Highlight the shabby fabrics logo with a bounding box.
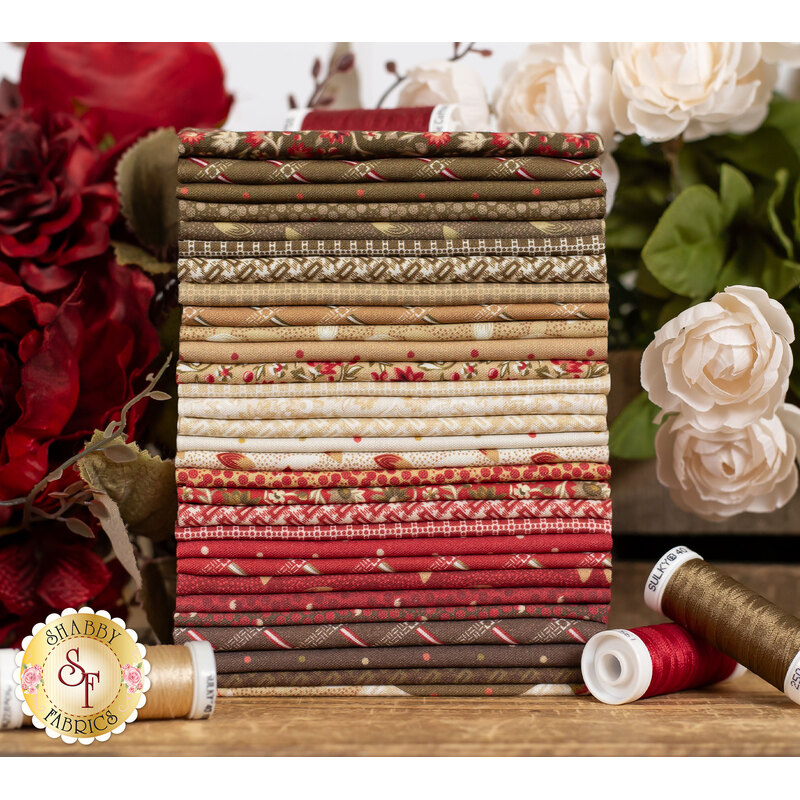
[14,607,150,744]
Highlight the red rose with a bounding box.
[0,259,160,519]
[19,43,233,146]
[0,108,119,295]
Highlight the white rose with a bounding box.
[493,43,618,206]
[610,42,778,142]
[779,403,800,463]
[397,60,491,131]
[641,285,794,432]
[761,43,800,67]
[655,413,798,521]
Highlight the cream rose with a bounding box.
[397,60,491,131]
[641,285,794,431]
[655,413,798,521]
[610,42,778,142]
[494,43,618,205]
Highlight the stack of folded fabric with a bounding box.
[172,128,611,697]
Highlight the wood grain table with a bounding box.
[1,671,798,756]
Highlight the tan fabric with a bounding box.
[178,282,609,307]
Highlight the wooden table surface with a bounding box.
[1,671,798,756]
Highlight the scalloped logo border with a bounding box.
[13,607,151,745]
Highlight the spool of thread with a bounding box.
[283,105,461,133]
[0,641,217,730]
[582,622,744,704]
[645,545,800,706]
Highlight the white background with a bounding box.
[0,42,527,130]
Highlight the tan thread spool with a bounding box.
[645,546,800,704]
[0,641,216,729]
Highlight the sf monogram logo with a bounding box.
[15,608,149,744]
[58,648,101,709]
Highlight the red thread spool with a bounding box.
[581,622,744,704]
[285,106,443,132]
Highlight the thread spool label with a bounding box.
[13,608,150,745]
[644,546,703,614]
[783,649,800,706]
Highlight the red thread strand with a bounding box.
[633,623,738,698]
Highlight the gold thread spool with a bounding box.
[140,645,196,720]
[645,546,800,704]
[0,641,216,729]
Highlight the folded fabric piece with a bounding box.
[179,197,606,223]
[177,550,612,576]
[173,602,610,628]
[175,617,605,650]
[176,359,610,385]
[176,413,607,439]
[175,431,608,454]
[177,179,606,204]
[178,281,608,306]
[180,219,604,242]
[178,567,612,597]
[177,480,610,506]
[177,254,607,285]
[176,585,611,613]
[178,338,606,364]
[175,445,610,471]
[178,375,611,398]
[174,517,612,542]
[178,155,604,184]
[218,683,586,697]
[215,644,584,672]
[179,236,604,259]
[216,666,584,688]
[177,394,608,421]
[175,462,612,490]
[176,498,613,527]
[176,533,614,558]
[180,320,608,344]
[178,129,605,160]
[182,302,610,327]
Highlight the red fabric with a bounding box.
[177,498,612,527]
[176,551,611,575]
[177,567,612,596]
[176,532,613,559]
[175,585,611,613]
[175,518,612,542]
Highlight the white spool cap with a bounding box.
[0,649,23,730]
[644,545,703,615]
[185,640,217,719]
[581,630,653,705]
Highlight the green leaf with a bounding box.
[713,127,800,180]
[112,241,174,275]
[765,95,800,155]
[642,185,727,298]
[764,168,794,259]
[115,127,178,259]
[794,179,800,246]
[719,164,754,226]
[717,236,800,299]
[78,433,177,542]
[609,392,660,461]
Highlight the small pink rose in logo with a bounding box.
[21,664,43,694]
[122,664,143,694]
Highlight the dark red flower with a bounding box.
[391,366,424,382]
[19,43,233,147]
[319,131,347,145]
[0,108,119,295]
[0,259,160,519]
